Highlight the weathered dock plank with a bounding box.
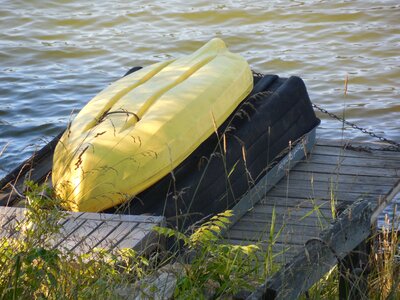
[312,145,400,160]
[228,224,321,242]
[295,163,398,177]
[304,153,400,168]
[69,221,119,254]
[267,188,384,200]
[93,222,139,250]
[115,223,161,252]
[63,219,104,252]
[266,179,392,195]
[239,214,329,228]
[52,218,87,249]
[287,170,399,185]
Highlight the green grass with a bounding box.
[0,181,398,299]
[0,182,150,300]
[0,182,268,299]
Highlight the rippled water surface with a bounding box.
[0,0,399,177]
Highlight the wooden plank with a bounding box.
[69,220,119,254]
[255,202,334,217]
[226,228,315,246]
[256,200,334,214]
[0,207,18,228]
[234,231,318,249]
[248,196,340,213]
[303,153,400,169]
[312,144,400,160]
[71,221,119,254]
[259,195,334,207]
[78,211,164,224]
[236,209,332,228]
[279,176,395,188]
[247,202,334,217]
[231,221,321,237]
[51,218,87,249]
[242,215,324,232]
[0,207,26,238]
[243,204,333,222]
[267,188,385,201]
[95,222,138,250]
[293,162,398,177]
[0,217,19,238]
[114,223,160,251]
[0,206,25,221]
[0,206,17,215]
[0,215,16,229]
[239,214,330,229]
[12,207,25,221]
[286,170,399,185]
[256,200,354,221]
[268,180,390,195]
[270,179,392,195]
[61,220,103,254]
[235,217,330,233]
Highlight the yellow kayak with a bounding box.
[52,38,253,212]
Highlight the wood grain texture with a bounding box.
[286,170,398,185]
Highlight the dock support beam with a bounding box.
[336,202,370,300]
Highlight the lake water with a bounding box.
[0,0,399,177]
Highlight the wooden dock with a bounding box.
[0,206,165,256]
[224,138,400,264]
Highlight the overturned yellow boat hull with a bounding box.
[52,38,253,212]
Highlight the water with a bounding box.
[0,0,399,177]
